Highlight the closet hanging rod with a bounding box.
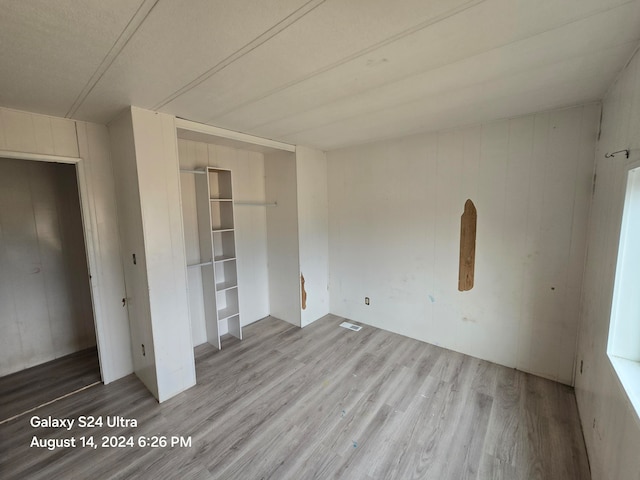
[180,169,207,174]
[234,201,277,207]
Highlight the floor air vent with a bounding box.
[339,322,362,332]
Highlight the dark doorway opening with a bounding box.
[0,158,100,422]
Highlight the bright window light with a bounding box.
[608,163,640,419]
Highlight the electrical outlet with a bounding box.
[365,297,370,305]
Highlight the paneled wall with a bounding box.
[265,150,302,327]
[575,49,640,480]
[108,109,157,396]
[74,120,133,384]
[109,107,195,403]
[327,104,599,385]
[0,158,95,376]
[0,108,78,157]
[296,146,329,327]
[0,107,131,384]
[178,139,270,344]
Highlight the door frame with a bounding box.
[0,149,108,383]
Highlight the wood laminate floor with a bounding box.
[0,316,590,479]
[0,347,101,423]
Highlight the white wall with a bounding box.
[575,48,640,480]
[0,107,132,384]
[265,151,301,327]
[296,146,329,327]
[109,109,158,397]
[0,158,95,376]
[178,139,270,344]
[328,104,599,385]
[132,108,195,402]
[109,107,195,403]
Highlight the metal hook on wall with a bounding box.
[604,149,629,159]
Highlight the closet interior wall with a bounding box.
[178,139,270,345]
[264,150,302,327]
[0,158,95,376]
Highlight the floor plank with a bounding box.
[0,347,100,423]
[0,316,591,479]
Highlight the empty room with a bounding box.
[0,1,639,479]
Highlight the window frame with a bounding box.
[607,156,640,420]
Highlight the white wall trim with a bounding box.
[175,118,295,153]
[0,150,80,164]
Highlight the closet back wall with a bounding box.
[179,139,270,345]
[0,158,95,376]
[327,104,599,385]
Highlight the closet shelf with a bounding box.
[214,254,236,263]
[194,166,242,350]
[218,311,239,323]
[187,261,213,269]
[216,281,238,292]
[234,201,277,207]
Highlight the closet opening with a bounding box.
[175,120,301,376]
[0,157,100,423]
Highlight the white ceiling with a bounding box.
[1,0,639,150]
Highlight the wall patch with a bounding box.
[458,199,477,291]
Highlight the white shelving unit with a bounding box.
[195,167,242,349]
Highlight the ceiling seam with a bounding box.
[604,39,640,100]
[207,0,637,127]
[275,49,621,144]
[65,0,161,119]
[152,0,326,111]
[245,2,640,135]
[202,0,489,124]
[309,99,602,152]
[280,91,609,150]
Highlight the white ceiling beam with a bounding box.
[175,117,295,152]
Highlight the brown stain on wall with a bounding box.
[458,199,477,292]
[301,273,307,310]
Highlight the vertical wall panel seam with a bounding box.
[0,176,26,371]
[505,116,524,372]
[26,161,56,360]
[0,111,7,149]
[433,131,440,322]
[514,114,537,372]
[569,106,596,388]
[172,121,194,345]
[54,157,75,351]
[28,114,38,154]
[564,106,586,385]
[573,104,601,388]
[503,121,514,348]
